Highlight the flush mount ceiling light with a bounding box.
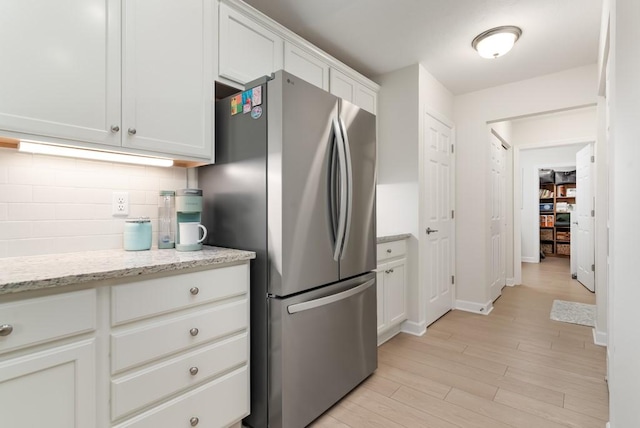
[472,26,522,59]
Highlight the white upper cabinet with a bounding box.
[330,68,377,115]
[0,0,121,147]
[122,0,214,159]
[218,2,283,85]
[283,42,330,90]
[0,0,213,160]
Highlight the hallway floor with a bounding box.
[312,257,608,427]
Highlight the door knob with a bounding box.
[426,227,439,235]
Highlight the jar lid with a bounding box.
[159,190,175,196]
[125,217,151,223]
[176,189,202,196]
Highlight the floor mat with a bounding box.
[550,300,596,327]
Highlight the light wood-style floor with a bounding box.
[312,257,608,427]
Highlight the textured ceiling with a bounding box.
[243,0,603,94]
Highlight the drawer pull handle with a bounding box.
[190,287,199,295]
[0,324,13,336]
[190,417,199,426]
[386,249,392,253]
[190,328,199,337]
[385,269,395,274]
[189,367,199,376]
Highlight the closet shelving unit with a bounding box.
[539,182,576,257]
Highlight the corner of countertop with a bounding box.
[377,233,412,244]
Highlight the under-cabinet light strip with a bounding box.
[18,141,174,167]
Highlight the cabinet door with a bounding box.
[0,339,95,428]
[376,269,386,334]
[384,259,406,326]
[329,68,377,115]
[122,0,214,159]
[219,3,283,85]
[284,42,329,90]
[0,0,120,146]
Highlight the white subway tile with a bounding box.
[75,188,112,204]
[8,203,56,221]
[7,238,55,257]
[0,150,32,167]
[0,166,8,184]
[129,190,146,205]
[0,203,7,221]
[33,154,77,170]
[33,186,79,203]
[55,204,99,220]
[0,221,32,239]
[0,184,32,203]
[0,241,7,258]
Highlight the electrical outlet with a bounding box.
[112,192,129,216]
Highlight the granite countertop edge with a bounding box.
[377,233,412,244]
[0,246,256,295]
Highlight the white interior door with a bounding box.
[576,144,595,291]
[423,113,453,326]
[490,135,507,301]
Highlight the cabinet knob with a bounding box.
[110,125,120,133]
[190,417,199,426]
[128,128,137,135]
[0,324,13,336]
[190,287,199,295]
[385,269,394,274]
[190,328,199,337]
[386,249,392,253]
[189,367,199,376]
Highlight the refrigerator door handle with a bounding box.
[339,117,353,259]
[287,278,375,314]
[332,117,348,261]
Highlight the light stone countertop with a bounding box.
[377,233,411,244]
[0,246,255,295]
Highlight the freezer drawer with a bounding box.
[268,272,377,428]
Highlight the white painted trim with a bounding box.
[606,422,610,428]
[521,256,539,263]
[516,136,597,151]
[401,320,427,337]
[506,277,516,286]
[424,107,454,129]
[455,299,493,315]
[377,324,402,346]
[593,326,608,347]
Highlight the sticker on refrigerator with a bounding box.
[242,89,253,114]
[251,106,263,119]
[230,94,242,116]
[252,86,262,106]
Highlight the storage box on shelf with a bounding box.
[375,239,408,345]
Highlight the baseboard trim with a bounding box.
[506,277,516,287]
[377,324,402,346]
[401,320,427,337]
[606,422,610,428]
[592,327,607,347]
[455,299,493,315]
[521,257,538,263]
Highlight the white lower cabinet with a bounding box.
[376,241,408,345]
[110,263,250,427]
[0,289,97,428]
[0,262,250,428]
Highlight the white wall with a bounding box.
[376,63,453,333]
[519,145,584,262]
[453,64,598,307]
[608,0,640,425]
[510,106,597,146]
[0,148,187,258]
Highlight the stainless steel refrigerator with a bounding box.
[199,70,377,428]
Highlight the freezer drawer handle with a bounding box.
[287,279,375,314]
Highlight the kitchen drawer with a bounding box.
[377,240,407,262]
[111,299,247,373]
[112,332,248,420]
[113,366,249,428]
[0,289,96,355]
[112,264,248,325]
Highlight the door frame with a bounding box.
[512,138,595,285]
[418,107,456,329]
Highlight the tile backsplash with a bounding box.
[0,148,187,258]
